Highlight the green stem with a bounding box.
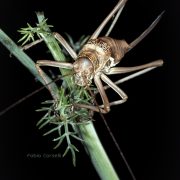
[36,12,73,89]
[79,123,119,180]
[0,28,59,99]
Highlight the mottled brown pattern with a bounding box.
[98,37,130,65]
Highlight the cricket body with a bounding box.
[74,37,130,87]
[73,37,131,113]
[36,0,164,113]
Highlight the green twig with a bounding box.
[0,28,59,99]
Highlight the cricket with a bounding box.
[0,0,164,179]
[35,0,163,113]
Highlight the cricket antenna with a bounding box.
[0,73,72,116]
[87,87,137,180]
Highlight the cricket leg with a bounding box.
[75,74,111,113]
[36,60,73,100]
[103,67,157,91]
[101,60,163,106]
[53,32,77,60]
[21,32,78,60]
[90,0,127,39]
[105,3,125,36]
[100,73,128,107]
[106,59,163,75]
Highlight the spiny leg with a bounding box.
[20,32,77,60]
[96,60,163,95]
[76,72,127,113]
[35,60,73,100]
[93,74,111,112]
[101,73,128,107]
[101,60,163,106]
[36,60,73,69]
[103,67,158,91]
[105,59,163,75]
[90,0,127,39]
[75,74,111,113]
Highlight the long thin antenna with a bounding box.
[0,73,72,116]
[87,87,136,180]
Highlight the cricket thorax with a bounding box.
[73,39,112,87]
[79,38,113,70]
[80,37,130,70]
[73,37,130,87]
[98,37,130,64]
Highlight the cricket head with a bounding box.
[73,57,94,87]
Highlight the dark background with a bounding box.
[0,0,179,180]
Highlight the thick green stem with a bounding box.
[36,12,73,89]
[0,29,59,99]
[79,123,119,180]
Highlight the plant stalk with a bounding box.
[0,28,59,100]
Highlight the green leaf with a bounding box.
[43,125,61,136]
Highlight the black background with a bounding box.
[0,0,179,180]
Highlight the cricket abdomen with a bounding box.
[98,37,130,65]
